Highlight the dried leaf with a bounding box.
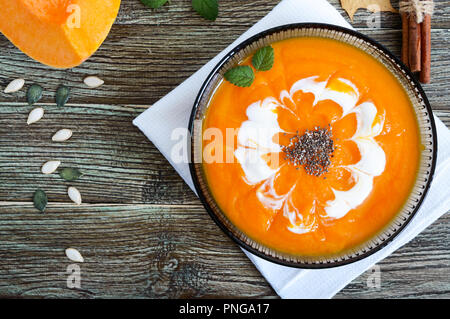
[340,0,397,21]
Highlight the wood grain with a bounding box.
[0,204,273,298]
[0,103,197,204]
[0,204,448,299]
[1,28,449,107]
[113,0,450,29]
[0,0,448,299]
[0,101,449,205]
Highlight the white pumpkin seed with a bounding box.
[52,129,72,142]
[41,160,61,174]
[68,186,82,205]
[27,107,44,125]
[65,248,84,263]
[4,79,25,93]
[83,76,104,88]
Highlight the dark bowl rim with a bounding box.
[188,22,438,269]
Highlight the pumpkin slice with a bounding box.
[0,0,121,68]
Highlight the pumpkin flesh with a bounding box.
[0,0,121,68]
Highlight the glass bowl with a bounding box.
[188,23,437,268]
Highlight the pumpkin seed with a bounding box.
[83,76,104,88]
[41,160,61,174]
[68,186,82,205]
[27,107,44,125]
[4,79,25,93]
[55,85,70,107]
[65,248,84,263]
[52,129,72,142]
[27,84,43,105]
[59,168,82,181]
[33,189,48,212]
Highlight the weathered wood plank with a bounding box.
[0,103,197,204]
[115,0,450,29]
[0,204,448,298]
[338,213,450,298]
[1,27,449,107]
[0,204,274,298]
[0,0,448,299]
[0,103,448,204]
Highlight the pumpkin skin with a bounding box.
[0,0,121,68]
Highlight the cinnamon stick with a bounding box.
[408,14,421,73]
[420,14,431,83]
[401,12,409,67]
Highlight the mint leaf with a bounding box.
[224,66,255,87]
[140,0,168,9]
[252,46,274,71]
[192,0,218,21]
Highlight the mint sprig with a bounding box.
[224,66,255,88]
[224,45,275,87]
[140,0,168,9]
[192,0,219,21]
[142,0,220,21]
[252,46,275,71]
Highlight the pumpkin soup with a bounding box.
[202,37,421,257]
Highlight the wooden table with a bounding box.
[0,0,448,298]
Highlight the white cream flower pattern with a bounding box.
[234,76,386,234]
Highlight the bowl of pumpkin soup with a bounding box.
[189,24,437,268]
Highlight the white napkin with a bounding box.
[133,0,450,298]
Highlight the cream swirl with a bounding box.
[234,76,386,234]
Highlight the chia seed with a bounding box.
[281,125,335,177]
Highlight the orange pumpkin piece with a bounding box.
[0,0,121,68]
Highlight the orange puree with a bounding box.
[202,37,421,257]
